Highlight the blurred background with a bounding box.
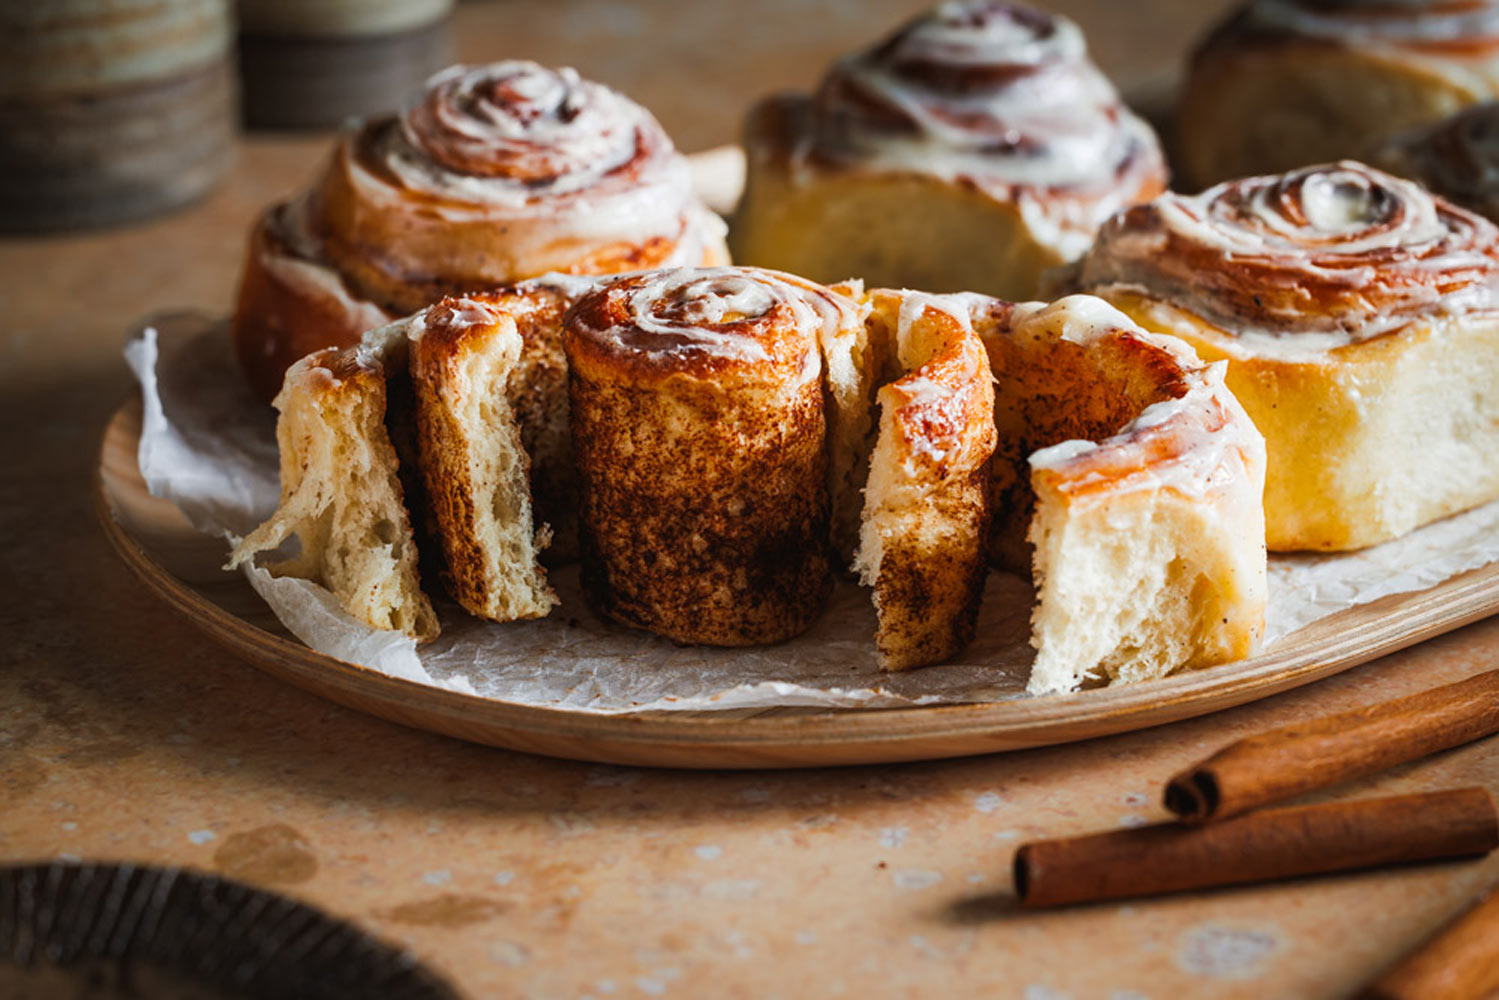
[0,0,1231,227]
[0,0,1246,521]
[0,0,1235,380]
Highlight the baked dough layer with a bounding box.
[232,275,1267,692]
[953,294,1268,695]
[734,99,1072,299]
[852,289,997,672]
[410,297,557,623]
[1102,289,1499,552]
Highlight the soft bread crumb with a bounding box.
[412,303,557,622]
[975,296,1266,695]
[227,344,438,640]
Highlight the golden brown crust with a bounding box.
[1075,161,1499,551]
[231,207,394,402]
[313,122,707,317]
[1096,287,1499,551]
[1080,163,1499,339]
[564,267,836,646]
[962,294,1267,695]
[563,268,834,387]
[971,295,1194,568]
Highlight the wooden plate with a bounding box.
[97,398,1499,769]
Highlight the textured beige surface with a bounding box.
[4,2,1499,998]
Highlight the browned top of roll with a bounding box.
[333,61,693,226]
[865,290,999,478]
[1076,161,1499,345]
[296,61,723,311]
[563,266,860,387]
[967,293,1265,503]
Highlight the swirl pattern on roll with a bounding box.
[354,61,695,229]
[235,59,727,402]
[1078,161,1499,342]
[565,266,861,377]
[308,60,723,316]
[805,1,1163,210]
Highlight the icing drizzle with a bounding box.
[1078,160,1499,346]
[799,1,1165,255]
[354,61,698,241]
[567,266,861,376]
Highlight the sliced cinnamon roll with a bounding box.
[1074,160,1499,551]
[852,290,997,671]
[227,320,439,640]
[1178,0,1499,189]
[409,295,560,624]
[1376,101,1499,223]
[563,267,849,646]
[968,295,1268,695]
[731,1,1166,301]
[234,60,728,401]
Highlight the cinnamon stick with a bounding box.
[1014,788,1498,909]
[1165,670,1499,823]
[1358,885,1499,1000]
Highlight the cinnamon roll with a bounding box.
[1074,160,1499,551]
[967,294,1268,695]
[563,267,846,646]
[1178,0,1499,190]
[233,60,728,401]
[730,1,1166,301]
[1376,101,1499,222]
[227,320,439,640]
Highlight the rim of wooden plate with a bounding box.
[95,397,1499,769]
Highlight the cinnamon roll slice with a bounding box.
[1075,161,1499,551]
[234,60,728,401]
[1178,0,1499,189]
[227,321,439,640]
[563,267,850,646]
[410,296,559,623]
[731,1,1166,301]
[852,290,997,671]
[970,295,1267,695]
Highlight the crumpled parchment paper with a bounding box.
[122,316,1499,713]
